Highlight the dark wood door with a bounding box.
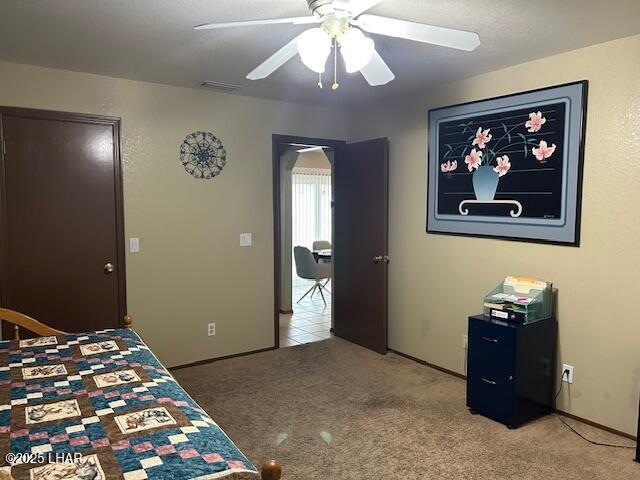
[0,108,126,337]
[333,138,388,354]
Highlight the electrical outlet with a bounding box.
[462,334,468,349]
[562,364,574,384]
[207,323,215,336]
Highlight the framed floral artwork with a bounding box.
[426,81,588,246]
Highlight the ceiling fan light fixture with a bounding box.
[297,28,332,73]
[339,28,375,73]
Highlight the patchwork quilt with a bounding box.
[0,329,260,480]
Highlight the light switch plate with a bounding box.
[240,233,252,247]
[129,237,140,253]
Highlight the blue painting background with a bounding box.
[437,102,566,219]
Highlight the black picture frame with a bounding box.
[426,81,588,246]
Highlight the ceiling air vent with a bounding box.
[199,81,241,92]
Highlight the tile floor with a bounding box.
[279,282,332,347]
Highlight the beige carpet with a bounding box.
[173,338,638,480]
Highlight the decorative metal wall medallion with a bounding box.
[179,131,227,179]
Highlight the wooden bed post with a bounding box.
[260,460,282,480]
[122,315,133,329]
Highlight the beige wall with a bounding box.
[347,34,640,435]
[0,60,347,367]
[1,33,639,435]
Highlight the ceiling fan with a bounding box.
[195,0,480,89]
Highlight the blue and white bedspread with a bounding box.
[0,328,260,480]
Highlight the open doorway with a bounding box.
[273,134,389,354]
[273,136,341,347]
[289,146,332,345]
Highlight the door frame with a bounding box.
[272,134,346,348]
[0,106,127,327]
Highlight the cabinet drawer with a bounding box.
[468,318,515,369]
[467,374,513,424]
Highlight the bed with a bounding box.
[0,309,282,480]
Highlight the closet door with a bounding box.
[0,107,126,336]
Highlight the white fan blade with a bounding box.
[332,0,385,17]
[194,16,319,30]
[356,15,480,51]
[246,34,303,80]
[360,50,395,86]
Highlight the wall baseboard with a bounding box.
[554,409,636,441]
[389,348,466,380]
[388,348,637,441]
[168,346,276,371]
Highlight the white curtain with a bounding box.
[292,168,332,286]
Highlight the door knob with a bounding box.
[373,255,389,264]
[104,262,114,274]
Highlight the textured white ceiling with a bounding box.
[0,0,639,107]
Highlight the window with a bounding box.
[292,168,331,286]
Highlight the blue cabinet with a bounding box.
[467,315,557,428]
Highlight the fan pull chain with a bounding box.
[332,37,339,90]
[318,72,323,89]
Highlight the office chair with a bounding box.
[293,246,331,305]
